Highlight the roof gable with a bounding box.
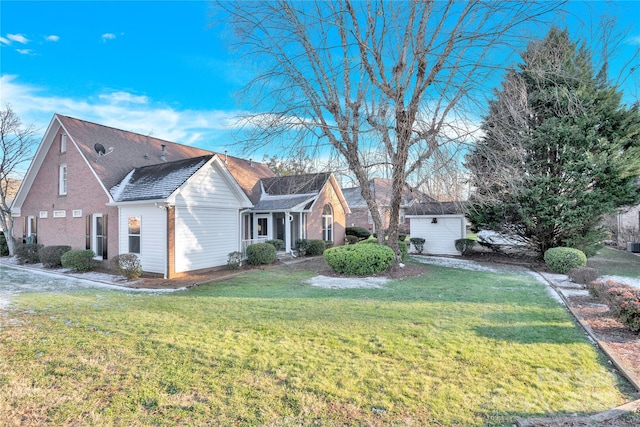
[261,172,332,196]
[57,115,213,194]
[111,155,214,202]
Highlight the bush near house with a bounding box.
[246,243,277,265]
[544,247,587,274]
[0,233,9,257]
[227,251,243,270]
[345,226,371,240]
[265,239,284,251]
[111,253,142,280]
[324,243,394,275]
[455,238,477,256]
[39,245,72,268]
[410,237,426,254]
[345,235,359,245]
[15,243,44,264]
[305,239,326,256]
[590,280,640,333]
[61,250,95,272]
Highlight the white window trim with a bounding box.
[59,164,67,195]
[128,216,141,254]
[322,204,334,242]
[60,134,67,153]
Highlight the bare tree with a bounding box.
[216,0,562,256]
[0,105,37,256]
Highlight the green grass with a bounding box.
[1,263,635,426]
[588,246,640,278]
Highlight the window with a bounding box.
[257,217,268,237]
[400,208,406,224]
[59,164,67,195]
[60,134,67,153]
[94,214,105,258]
[128,216,141,254]
[322,204,333,242]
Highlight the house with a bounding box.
[11,114,349,278]
[405,201,468,255]
[342,178,434,234]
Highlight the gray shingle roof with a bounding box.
[251,173,332,211]
[111,155,213,202]
[405,201,468,216]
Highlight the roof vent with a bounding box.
[224,150,228,164]
[161,144,166,161]
[94,143,106,155]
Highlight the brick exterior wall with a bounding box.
[14,130,119,258]
[306,182,346,246]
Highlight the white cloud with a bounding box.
[16,49,34,55]
[101,33,117,42]
[7,33,29,44]
[0,74,247,149]
[0,36,10,46]
[630,35,640,46]
[99,91,149,104]
[45,35,60,42]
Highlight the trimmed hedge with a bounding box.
[568,266,600,285]
[246,242,276,265]
[39,245,72,268]
[590,280,640,333]
[111,253,142,280]
[227,251,243,270]
[345,235,359,245]
[305,239,326,256]
[15,243,44,264]
[410,237,425,254]
[61,249,95,272]
[324,243,394,276]
[543,247,587,274]
[345,226,371,240]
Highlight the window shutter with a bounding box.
[86,215,91,250]
[102,214,108,259]
[22,217,26,239]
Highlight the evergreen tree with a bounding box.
[466,28,640,256]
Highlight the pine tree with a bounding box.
[466,28,640,256]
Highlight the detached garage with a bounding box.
[406,201,467,255]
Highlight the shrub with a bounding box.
[305,239,326,256]
[324,243,395,276]
[543,247,587,274]
[345,226,371,240]
[295,239,308,257]
[39,245,72,268]
[567,266,600,285]
[0,233,9,257]
[15,243,44,264]
[395,240,408,262]
[265,239,284,251]
[227,251,243,270]
[410,237,426,254]
[246,242,276,265]
[398,233,407,242]
[345,235,359,245]
[454,238,477,256]
[111,253,142,280]
[589,280,640,333]
[61,249,95,272]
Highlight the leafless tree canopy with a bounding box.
[215,0,562,252]
[0,105,37,255]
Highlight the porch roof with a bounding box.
[251,194,316,211]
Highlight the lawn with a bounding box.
[588,246,640,278]
[0,262,635,426]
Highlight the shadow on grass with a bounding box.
[474,324,585,344]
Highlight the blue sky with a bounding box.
[1,1,639,157]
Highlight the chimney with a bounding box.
[224,150,228,164]
[160,144,166,161]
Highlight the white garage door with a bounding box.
[410,216,464,255]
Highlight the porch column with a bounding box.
[285,211,291,253]
[166,205,176,279]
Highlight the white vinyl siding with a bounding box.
[173,162,246,272]
[119,206,166,274]
[175,207,239,273]
[408,215,466,255]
